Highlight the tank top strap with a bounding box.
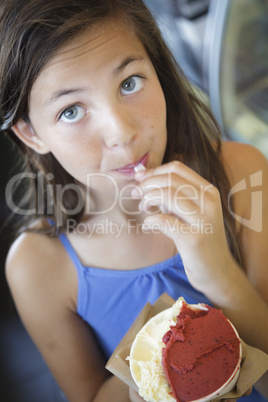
[58,232,84,270]
[58,231,89,318]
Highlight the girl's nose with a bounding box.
[102,107,137,148]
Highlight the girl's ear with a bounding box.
[12,119,50,155]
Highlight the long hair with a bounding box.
[0,0,242,265]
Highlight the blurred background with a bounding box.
[1,0,268,400]
[145,0,268,156]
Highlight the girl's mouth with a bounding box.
[116,153,148,176]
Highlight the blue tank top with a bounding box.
[58,232,267,402]
[58,232,211,358]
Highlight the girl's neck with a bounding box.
[67,216,177,270]
[66,183,177,270]
[83,183,144,223]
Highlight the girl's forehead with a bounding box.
[29,22,149,105]
[35,24,146,84]
[45,22,140,68]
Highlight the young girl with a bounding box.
[1,0,267,401]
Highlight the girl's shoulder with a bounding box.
[220,141,267,230]
[220,141,267,183]
[5,229,77,312]
[220,142,268,303]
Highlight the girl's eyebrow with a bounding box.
[43,56,145,108]
[114,55,145,74]
[44,88,86,108]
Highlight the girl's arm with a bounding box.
[5,232,129,402]
[134,142,268,398]
[221,142,268,398]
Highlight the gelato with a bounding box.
[128,297,242,402]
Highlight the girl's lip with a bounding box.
[116,153,148,175]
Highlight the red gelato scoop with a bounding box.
[162,302,241,402]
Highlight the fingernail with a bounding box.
[135,170,146,179]
[131,187,142,198]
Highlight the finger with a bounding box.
[142,213,187,242]
[135,160,210,188]
[137,173,213,204]
[243,387,252,397]
[131,175,206,211]
[139,185,220,225]
[129,387,145,401]
[139,187,202,224]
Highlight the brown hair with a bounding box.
[0,0,242,264]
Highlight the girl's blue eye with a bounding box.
[121,76,144,95]
[59,105,86,123]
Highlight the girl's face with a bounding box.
[19,23,167,188]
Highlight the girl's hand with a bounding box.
[129,380,251,402]
[129,387,252,402]
[129,390,239,402]
[221,398,247,402]
[134,161,235,297]
[129,388,146,401]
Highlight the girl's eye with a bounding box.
[120,76,144,95]
[59,105,86,124]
